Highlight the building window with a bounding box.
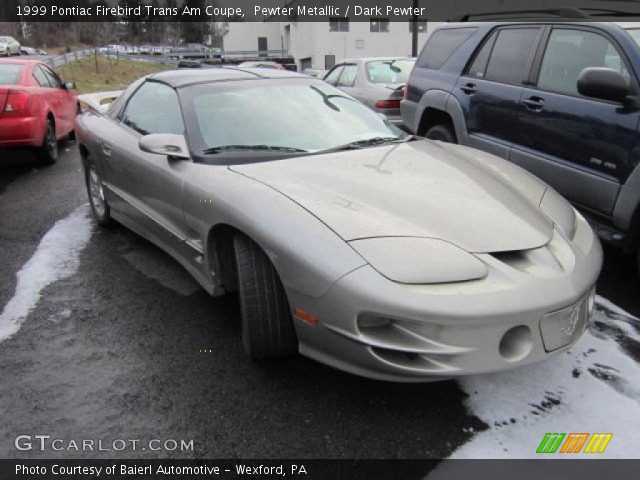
[370,18,390,33]
[329,18,349,32]
[409,21,428,33]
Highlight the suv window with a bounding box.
[482,28,540,85]
[122,81,184,135]
[537,28,630,97]
[338,64,357,86]
[416,28,477,70]
[324,65,344,85]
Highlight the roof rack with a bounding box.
[452,7,640,22]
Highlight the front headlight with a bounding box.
[539,187,577,239]
[349,237,487,284]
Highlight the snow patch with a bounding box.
[447,298,640,459]
[0,204,93,342]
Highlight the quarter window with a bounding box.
[122,82,184,135]
[338,64,357,87]
[537,28,630,96]
[483,28,540,85]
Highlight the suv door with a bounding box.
[455,26,543,157]
[513,26,639,216]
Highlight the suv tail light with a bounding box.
[4,90,30,114]
[375,99,400,109]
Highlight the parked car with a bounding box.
[0,36,20,57]
[75,67,601,381]
[237,61,285,70]
[402,20,640,271]
[324,57,415,127]
[139,46,152,55]
[0,59,78,163]
[20,46,37,56]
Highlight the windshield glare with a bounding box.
[366,60,415,84]
[0,64,23,84]
[184,80,406,154]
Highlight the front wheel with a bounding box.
[425,124,457,143]
[85,163,113,227]
[233,234,298,359]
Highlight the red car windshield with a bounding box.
[0,64,23,85]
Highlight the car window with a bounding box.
[338,64,357,87]
[41,66,63,88]
[416,27,477,69]
[466,31,497,78]
[538,28,630,96]
[366,60,415,84]
[483,28,540,85]
[0,64,23,85]
[324,65,344,85]
[32,66,50,87]
[122,81,185,135]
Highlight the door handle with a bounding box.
[522,97,545,110]
[460,83,477,94]
[101,142,112,157]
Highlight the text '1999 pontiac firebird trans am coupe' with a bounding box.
[75,68,602,382]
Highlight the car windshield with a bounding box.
[0,64,23,84]
[182,79,407,156]
[366,60,415,84]
[0,38,8,44]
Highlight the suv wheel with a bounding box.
[233,234,298,359]
[425,124,457,143]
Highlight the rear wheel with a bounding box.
[37,118,58,164]
[233,234,298,359]
[85,163,112,227]
[425,124,457,143]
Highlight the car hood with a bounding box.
[230,140,553,253]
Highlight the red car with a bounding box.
[0,58,78,163]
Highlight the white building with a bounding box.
[221,20,437,70]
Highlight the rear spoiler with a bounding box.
[78,90,124,114]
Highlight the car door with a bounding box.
[454,26,543,157]
[99,80,190,254]
[513,26,639,216]
[39,65,74,136]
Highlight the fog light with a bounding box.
[499,325,533,362]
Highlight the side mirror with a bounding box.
[577,67,630,103]
[139,133,190,160]
[64,82,76,90]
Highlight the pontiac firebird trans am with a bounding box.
[75,68,602,382]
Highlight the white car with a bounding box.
[0,36,20,56]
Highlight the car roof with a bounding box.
[148,67,305,88]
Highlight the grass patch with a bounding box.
[57,55,172,94]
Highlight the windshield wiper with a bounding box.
[320,135,416,153]
[202,144,308,155]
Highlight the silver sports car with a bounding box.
[76,68,602,382]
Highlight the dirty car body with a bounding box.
[75,68,602,382]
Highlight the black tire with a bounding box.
[37,118,59,164]
[85,162,113,227]
[233,234,298,359]
[425,124,457,143]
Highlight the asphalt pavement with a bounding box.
[0,144,638,460]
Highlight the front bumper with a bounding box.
[0,116,45,148]
[287,218,602,382]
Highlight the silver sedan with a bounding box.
[75,68,602,382]
[323,57,415,127]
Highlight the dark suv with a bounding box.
[401,21,640,270]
